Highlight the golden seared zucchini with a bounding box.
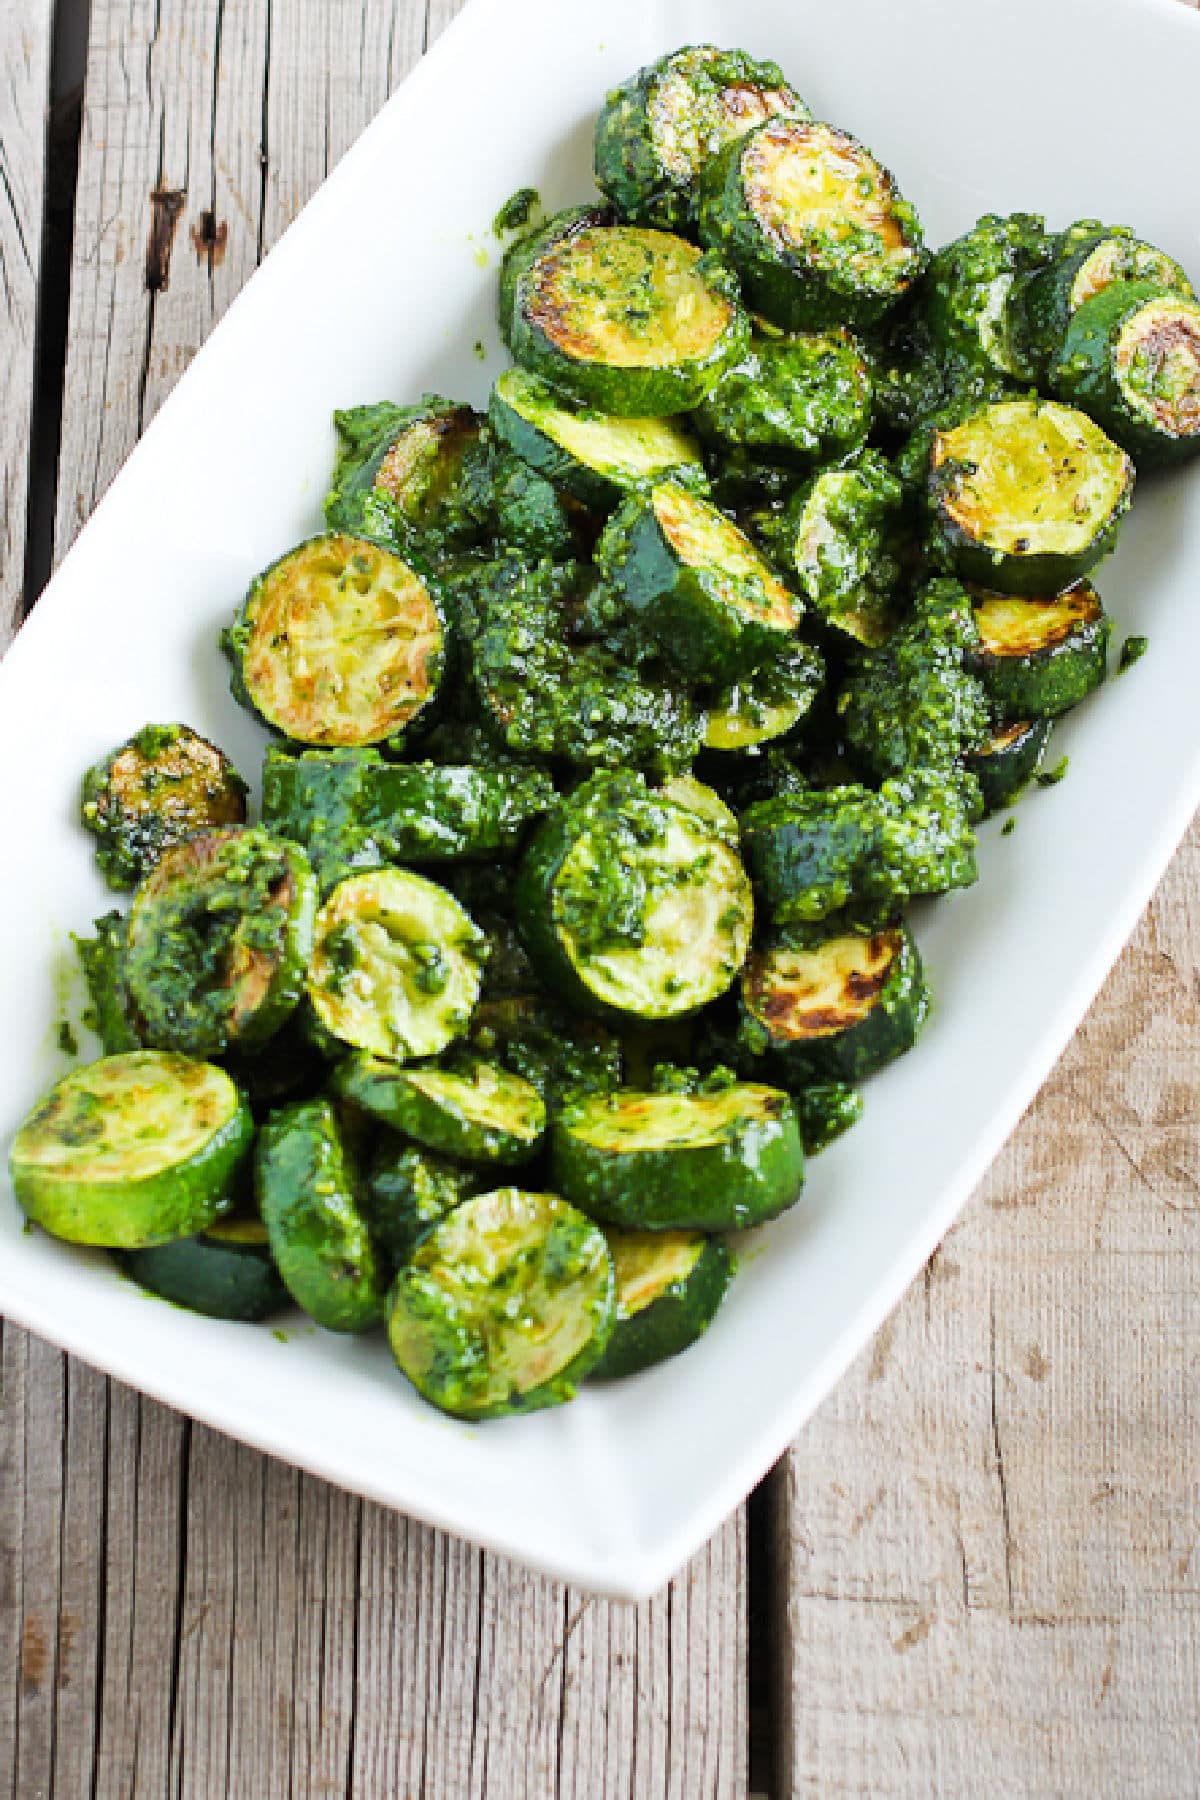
[125,828,317,1058]
[333,1055,546,1166]
[325,398,492,553]
[1016,222,1194,378]
[223,533,446,748]
[702,639,826,755]
[592,1229,734,1379]
[387,1188,616,1419]
[928,398,1134,594]
[499,207,748,416]
[306,868,486,1061]
[10,1052,252,1248]
[120,1216,290,1323]
[594,44,808,230]
[967,584,1111,718]
[696,117,926,331]
[81,724,248,891]
[965,718,1054,813]
[1051,282,1200,467]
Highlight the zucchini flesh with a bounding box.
[965,717,1053,813]
[324,399,492,555]
[224,533,445,748]
[120,1216,289,1322]
[969,584,1110,718]
[1016,224,1194,377]
[333,1055,546,1165]
[702,639,825,754]
[929,399,1133,594]
[1052,282,1200,466]
[741,924,929,1082]
[551,1082,805,1231]
[387,1189,615,1419]
[307,869,486,1061]
[80,723,248,892]
[592,1230,733,1380]
[11,1052,252,1248]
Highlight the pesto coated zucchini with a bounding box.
[795,1081,863,1153]
[11,1052,252,1248]
[693,328,872,462]
[333,1055,546,1165]
[696,117,926,331]
[928,398,1134,594]
[500,208,748,415]
[1051,282,1200,467]
[964,717,1053,813]
[702,639,826,755]
[223,534,446,748]
[968,585,1110,718]
[306,868,486,1061]
[325,398,492,554]
[365,1141,481,1269]
[921,212,1051,386]
[592,1229,734,1379]
[81,724,248,891]
[551,1081,805,1231]
[1016,223,1194,379]
[120,1216,290,1323]
[777,448,905,646]
[74,911,142,1053]
[594,45,808,230]
[387,1188,616,1419]
[466,994,623,1101]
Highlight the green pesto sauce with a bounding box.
[1001,816,1017,836]
[493,187,541,236]
[1119,633,1149,672]
[1037,756,1070,788]
[56,1020,79,1057]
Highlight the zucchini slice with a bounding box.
[922,212,1052,385]
[11,1051,252,1248]
[550,1082,805,1232]
[120,1216,289,1323]
[333,1055,546,1165]
[500,209,748,416]
[779,448,905,646]
[324,399,492,555]
[968,585,1110,718]
[702,638,826,754]
[365,1142,481,1270]
[597,478,799,682]
[965,717,1054,813]
[741,923,929,1083]
[1052,282,1200,467]
[126,828,317,1058]
[488,367,704,510]
[594,45,808,230]
[1017,223,1194,378]
[693,328,873,460]
[516,773,754,1022]
[466,995,623,1102]
[795,1081,863,1154]
[928,398,1134,594]
[307,869,486,1062]
[387,1188,615,1419]
[74,911,142,1054]
[592,1230,734,1380]
[697,117,925,331]
[255,1097,384,1333]
[223,533,446,748]
[80,723,248,892]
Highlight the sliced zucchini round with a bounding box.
[488,367,704,510]
[516,773,754,1022]
[365,1141,481,1270]
[794,1080,863,1154]
[500,210,748,416]
[333,1055,545,1165]
[1016,223,1194,378]
[739,785,878,925]
[741,923,929,1083]
[696,117,925,331]
[223,533,446,748]
[1051,281,1200,467]
[80,723,248,892]
[597,478,799,682]
[922,212,1051,385]
[702,638,826,753]
[968,584,1110,718]
[325,399,492,554]
[11,1051,252,1248]
[466,994,623,1103]
[965,717,1054,813]
[387,1188,615,1419]
[126,828,317,1058]
[594,45,808,230]
[779,448,905,646]
[255,1097,385,1333]
[692,328,873,460]
[306,869,486,1062]
[591,1230,733,1380]
[550,1082,805,1231]
[119,1216,289,1322]
[928,398,1134,594]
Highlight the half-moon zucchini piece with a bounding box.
[125,828,317,1058]
[10,1051,252,1248]
[697,117,926,331]
[597,478,800,682]
[387,1188,616,1419]
[968,584,1110,718]
[119,1215,290,1322]
[550,1082,805,1231]
[500,209,748,416]
[928,398,1133,594]
[741,923,929,1083]
[81,723,248,892]
[591,1230,734,1380]
[333,1055,545,1165]
[1051,281,1200,467]
[306,868,486,1062]
[965,717,1054,813]
[702,638,826,754]
[1016,223,1194,378]
[223,533,446,748]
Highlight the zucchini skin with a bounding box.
[777,448,906,649]
[1015,224,1194,380]
[550,1083,806,1232]
[965,718,1053,813]
[701,638,826,756]
[365,1142,481,1271]
[591,1232,734,1380]
[967,587,1111,720]
[332,1055,546,1166]
[1051,281,1200,467]
[795,1081,863,1153]
[255,1098,385,1333]
[120,1219,289,1323]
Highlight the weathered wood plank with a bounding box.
[772,828,1200,1796]
[0,3,53,645]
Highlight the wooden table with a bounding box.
[2,4,1198,1793]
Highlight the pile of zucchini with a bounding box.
[10,45,1198,1422]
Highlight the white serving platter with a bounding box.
[2,0,1199,1600]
